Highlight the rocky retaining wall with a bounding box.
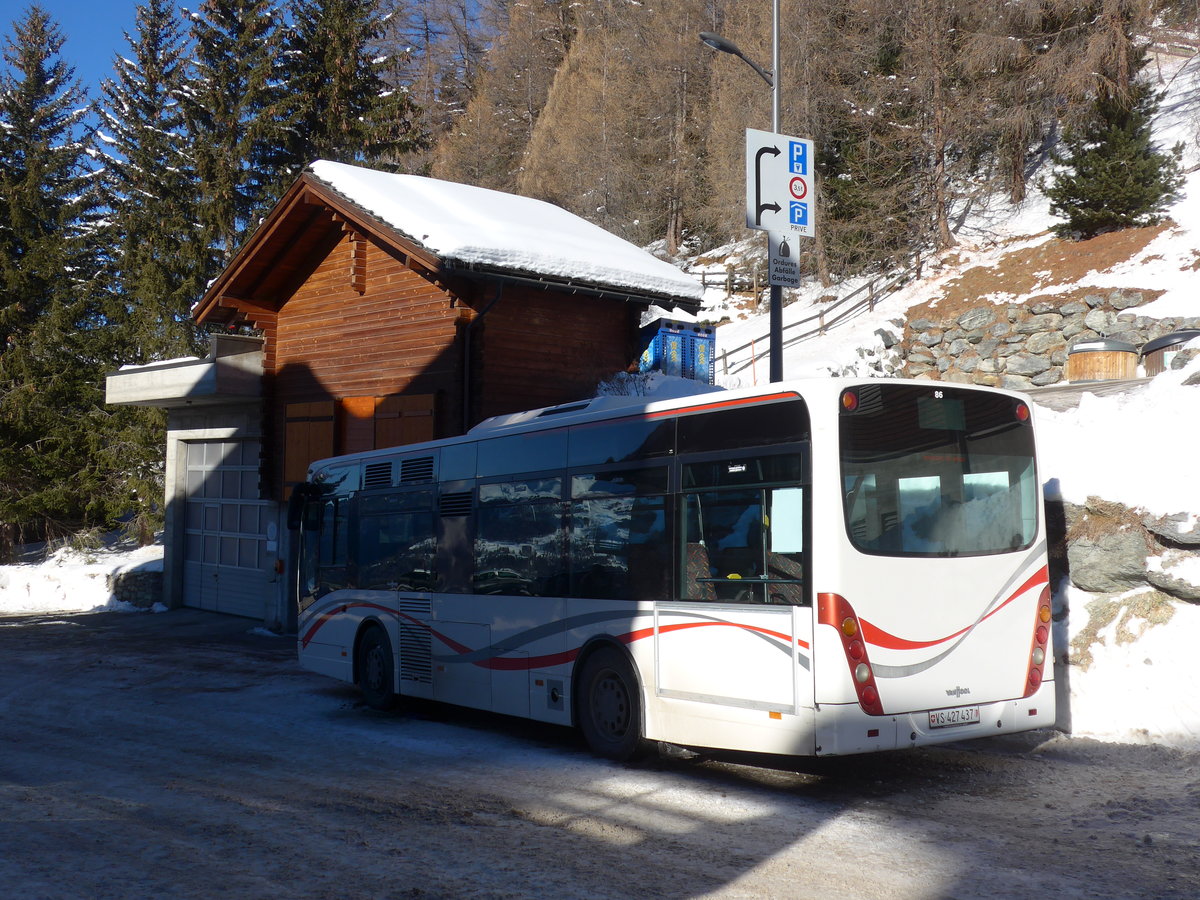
[894,290,1200,388]
[107,570,163,608]
[1050,496,1200,603]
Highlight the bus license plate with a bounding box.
[928,706,980,729]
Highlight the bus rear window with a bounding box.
[840,385,1037,557]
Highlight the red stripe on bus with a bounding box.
[472,620,811,670]
[860,565,1050,651]
[299,600,398,649]
[643,391,798,420]
[303,602,812,667]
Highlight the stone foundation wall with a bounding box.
[107,570,163,608]
[899,290,1200,388]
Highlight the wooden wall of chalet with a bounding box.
[248,229,642,498]
[267,235,460,496]
[472,285,636,418]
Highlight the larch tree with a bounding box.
[381,0,492,172]
[517,0,714,251]
[432,0,576,191]
[891,0,985,251]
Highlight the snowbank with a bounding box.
[1063,584,1200,748]
[0,544,163,617]
[1038,356,1200,516]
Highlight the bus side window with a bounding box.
[359,511,436,592]
[474,478,566,596]
[569,494,669,602]
[680,487,807,605]
[568,467,670,602]
[681,491,767,603]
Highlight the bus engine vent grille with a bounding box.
[399,624,432,684]
[362,461,394,489]
[397,599,433,685]
[439,491,473,517]
[399,456,435,483]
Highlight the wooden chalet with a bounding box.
[106,161,702,628]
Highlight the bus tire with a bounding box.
[356,624,395,711]
[577,645,645,762]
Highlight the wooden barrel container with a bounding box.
[1065,338,1138,383]
[1141,330,1200,377]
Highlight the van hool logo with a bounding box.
[945,686,972,698]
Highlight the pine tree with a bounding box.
[0,5,113,553]
[97,0,206,364]
[90,0,208,544]
[283,0,420,167]
[1044,74,1183,239]
[181,0,290,270]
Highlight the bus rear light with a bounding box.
[819,593,884,716]
[1023,585,1053,698]
[1015,402,1030,423]
[841,390,859,412]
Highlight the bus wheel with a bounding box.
[356,625,395,711]
[578,646,644,761]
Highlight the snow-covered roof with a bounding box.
[308,160,703,304]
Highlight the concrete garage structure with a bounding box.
[106,161,701,630]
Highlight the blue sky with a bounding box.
[6,1,140,100]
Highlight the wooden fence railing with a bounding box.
[715,251,923,379]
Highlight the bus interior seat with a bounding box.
[684,543,717,601]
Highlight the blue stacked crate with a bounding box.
[639,319,715,384]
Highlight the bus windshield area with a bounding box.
[840,385,1038,558]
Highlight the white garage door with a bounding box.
[182,440,271,619]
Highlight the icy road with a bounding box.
[0,610,1196,899]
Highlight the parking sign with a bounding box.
[745,128,816,238]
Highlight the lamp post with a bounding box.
[701,1,785,383]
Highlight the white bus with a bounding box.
[290,379,1054,759]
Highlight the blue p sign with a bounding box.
[789,141,808,175]
[790,201,809,227]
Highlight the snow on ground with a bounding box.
[0,543,164,618]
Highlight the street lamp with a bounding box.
[700,2,786,383]
[699,32,774,90]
